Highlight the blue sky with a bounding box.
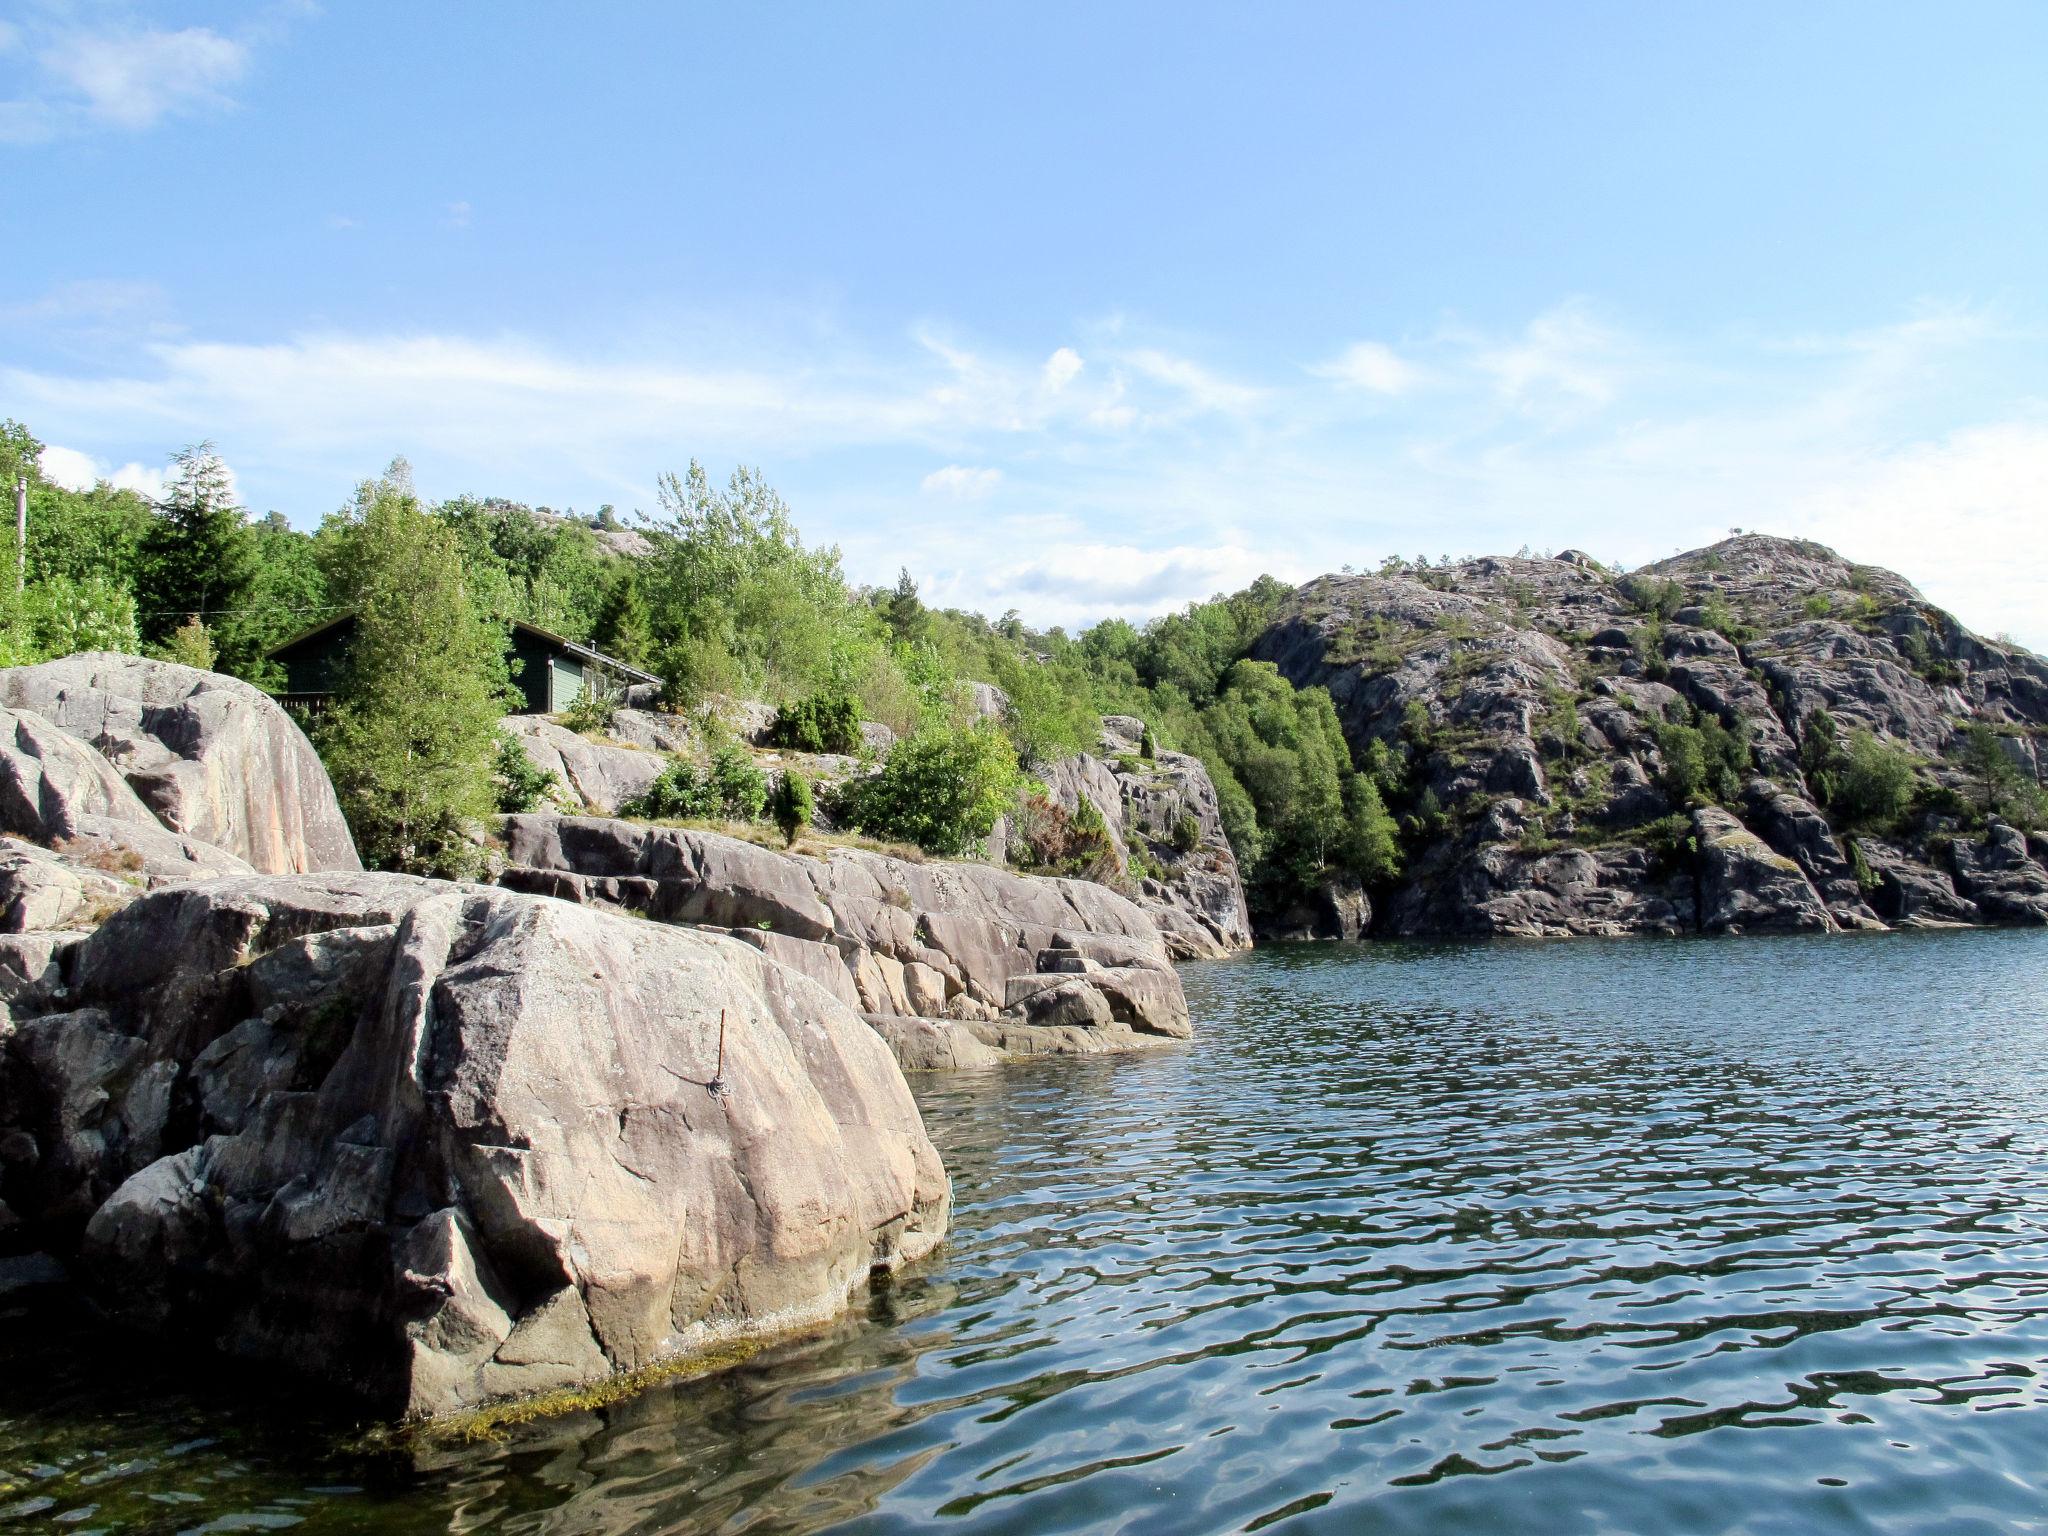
[5,2,2047,644]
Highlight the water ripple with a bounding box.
[5,929,2048,1533]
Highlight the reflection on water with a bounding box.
[6,929,2048,1534]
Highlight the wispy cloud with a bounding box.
[920,464,1003,500]
[1312,340,1418,395]
[7,299,2044,647]
[0,6,296,144]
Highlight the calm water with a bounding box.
[7,931,2048,1534]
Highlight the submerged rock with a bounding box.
[0,872,948,1420]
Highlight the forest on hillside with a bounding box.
[0,420,1398,915]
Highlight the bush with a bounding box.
[560,673,621,735]
[1140,726,1157,760]
[844,721,1021,856]
[623,743,769,822]
[1832,729,1916,831]
[770,769,814,845]
[1657,713,1750,806]
[493,732,559,813]
[770,690,862,754]
[1171,812,1202,854]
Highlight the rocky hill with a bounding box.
[1248,534,2048,935]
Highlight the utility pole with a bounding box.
[12,476,23,594]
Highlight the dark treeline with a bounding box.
[0,421,1397,912]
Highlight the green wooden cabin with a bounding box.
[269,615,659,715]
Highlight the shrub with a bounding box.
[1802,594,1834,620]
[493,732,559,813]
[1139,726,1157,760]
[1657,714,1749,805]
[770,769,814,845]
[623,743,768,822]
[560,673,621,735]
[771,691,862,754]
[1171,812,1202,854]
[1832,730,1916,831]
[157,614,217,672]
[844,721,1021,856]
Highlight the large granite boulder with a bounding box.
[0,655,360,874]
[0,872,947,1420]
[498,815,1194,1064]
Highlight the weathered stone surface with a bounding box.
[1247,535,2048,938]
[0,654,361,874]
[0,836,134,932]
[1031,718,1254,959]
[863,1015,1006,1072]
[1858,839,1982,927]
[0,872,948,1419]
[1949,824,2048,924]
[1264,872,1370,942]
[498,814,1194,1056]
[1692,806,1835,933]
[0,707,159,845]
[499,715,667,815]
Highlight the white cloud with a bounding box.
[1313,340,1417,395]
[8,301,2044,649]
[1120,349,1264,417]
[1473,301,1628,415]
[37,26,249,130]
[925,540,1305,628]
[1789,419,2048,648]
[37,444,170,501]
[37,445,99,492]
[445,200,472,229]
[920,464,1003,500]
[1042,347,1083,392]
[0,9,300,142]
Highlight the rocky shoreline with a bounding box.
[2,528,2046,1425]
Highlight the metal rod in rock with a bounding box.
[708,1007,732,1098]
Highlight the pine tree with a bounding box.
[593,563,652,666]
[318,469,508,876]
[135,443,255,646]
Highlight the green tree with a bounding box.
[135,443,255,647]
[771,769,815,846]
[317,470,509,875]
[592,562,652,666]
[1957,721,2023,819]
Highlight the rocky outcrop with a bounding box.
[1249,535,2048,936]
[497,814,1194,1065]
[0,654,360,875]
[0,873,947,1420]
[1031,717,1254,958]
[498,716,668,815]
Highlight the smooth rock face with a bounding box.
[0,655,360,875]
[498,815,1195,1065]
[0,873,948,1419]
[498,715,668,815]
[1248,535,2048,936]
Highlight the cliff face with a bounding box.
[1036,716,1254,958]
[1248,535,2048,936]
